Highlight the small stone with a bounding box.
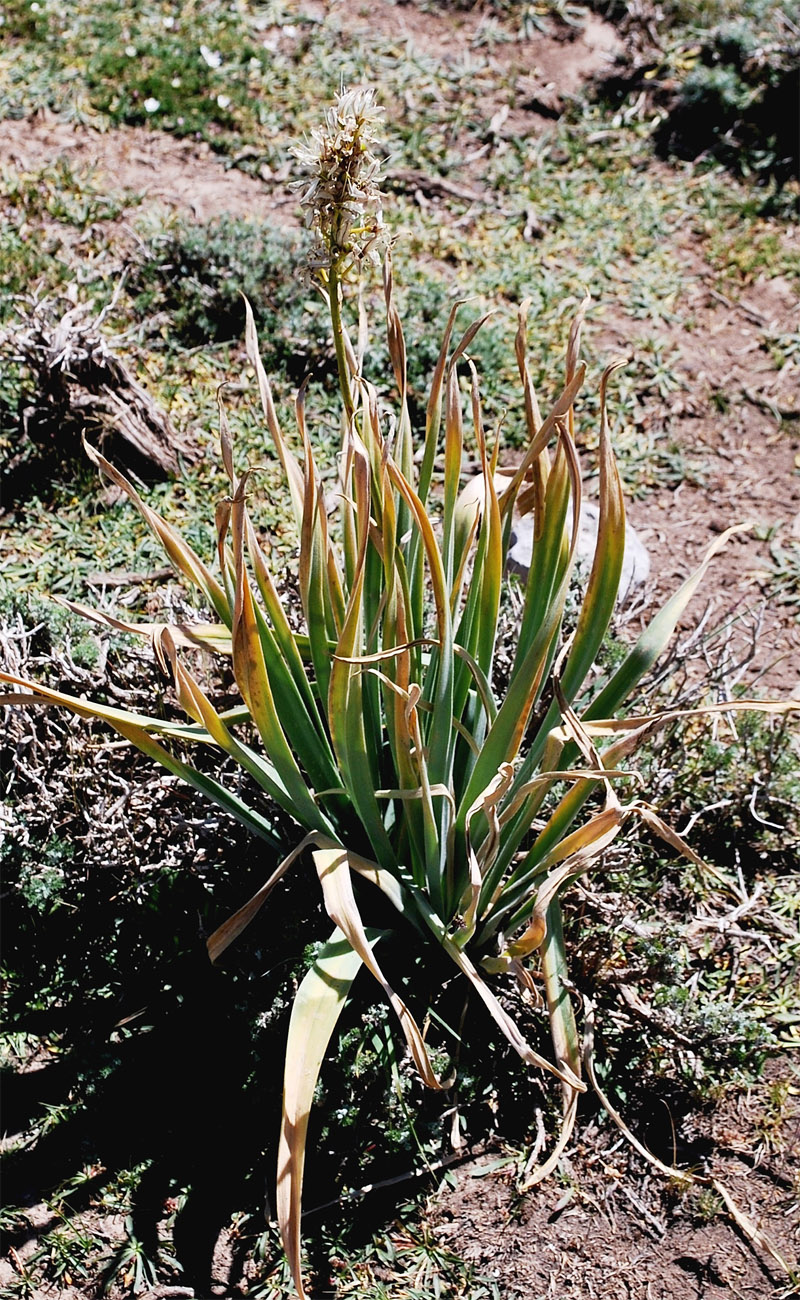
[457,471,650,605]
[506,501,650,605]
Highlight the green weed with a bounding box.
[766,539,800,619]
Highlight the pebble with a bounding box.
[507,500,651,605]
[457,471,650,605]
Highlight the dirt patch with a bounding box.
[594,253,800,698]
[321,0,622,140]
[321,0,620,88]
[0,112,295,223]
[429,1062,799,1299]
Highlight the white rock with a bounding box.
[507,499,650,604]
[455,471,650,606]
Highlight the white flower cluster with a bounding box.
[292,86,387,273]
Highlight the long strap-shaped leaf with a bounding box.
[54,598,233,656]
[314,847,450,1091]
[231,475,332,835]
[158,630,303,811]
[82,442,230,626]
[585,522,753,723]
[408,300,464,630]
[508,359,625,744]
[557,361,626,700]
[296,382,345,705]
[245,517,335,754]
[277,927,376,1300]
[386,459,456,907]
[456,427,583,828]
[328,434,396,868]
[244,300,306,530]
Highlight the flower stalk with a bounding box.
[293,84,387,420]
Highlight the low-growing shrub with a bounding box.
[132,218,315,353]
[655,28,799,186]
[594,0,799,192]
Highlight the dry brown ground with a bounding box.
[604,265,800,699]
[0,115,296,222]
[431,1088,799,1300]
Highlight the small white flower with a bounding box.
[171,77,182,89]
[162,14,175,27]
[143,97,160,114]
[200,44,222,69]
[125,44,137,57]
[216,93,231,109]
[30,2,40,11]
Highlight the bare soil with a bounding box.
[313,0,622,115]
[0,114,296,223]
[431,1095,800,1299]
[601,262,800,699]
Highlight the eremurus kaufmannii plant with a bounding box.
[1,88,796,1296]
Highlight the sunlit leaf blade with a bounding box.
[244,299,306,528]
[383,251,413,493]
[540,900,581,1104]
[0,668,193,736]
[278,927,374,1300]
[160,631,296,810]
[457,428,583,827]
[327,440,396,868]
[419,300,463,508]
[557,361,627,701]
[442,360,464,588]
[231,476,332,834]
[386,460,457,898]
[497,791,633,940]
[244,518,341,796]
[314,847,450,1090]
[54,597,233,656]
[496,363,586,512]
[585,523,753,723]
[296,382,343,704]
[0,669,283,848]
[489,356,627,873]
[509,438,570,693]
